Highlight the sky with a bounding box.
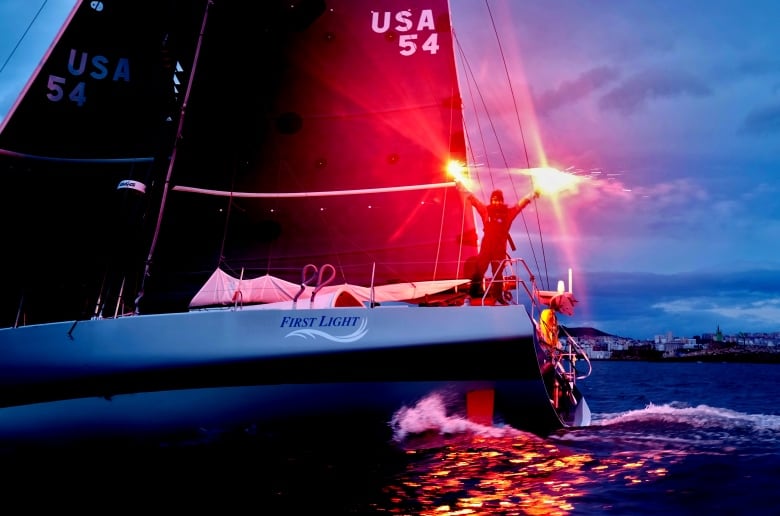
[1,0,779,340]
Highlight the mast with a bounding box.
[136,0,212,314]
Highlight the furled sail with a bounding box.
[189,267,469,307]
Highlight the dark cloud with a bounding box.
[534,66,620,116]
[585,268,780,300]
[598,69,712,115]
[739,102,780,135]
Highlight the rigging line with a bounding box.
[433,177,450,281]
[450,41,480,282]
[480,0,520,199]
[434,89,459,281]
[0,0,48,75]
[453,183,469,283]
[453,33,495,193]
[437,32,474,281]
[530,191,551,290]
[485,0,549,288]
[217,173,236,272]
[484,0,531,172]
[515,197,550,290]
[454,31,508,195]
[455,22,545,286]
[139,0,212,308]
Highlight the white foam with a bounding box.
[595,402,780,430]
[390,391,524,442]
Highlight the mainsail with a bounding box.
[155,0,480,305]
[0,0,479,324]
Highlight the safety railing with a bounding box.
[482,257,592,385]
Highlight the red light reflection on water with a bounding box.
[382,434,673,515]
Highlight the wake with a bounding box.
[594,402,780,431]
[390,392,527,442]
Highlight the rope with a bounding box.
[0,1,48,75]
[452,1,552,288]
[483,0,551,289]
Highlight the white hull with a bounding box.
[0,304,531,386]
[0,304,589,442]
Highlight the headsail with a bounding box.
[0,0,202,325]
[0,0,194,160]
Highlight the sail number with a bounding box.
[45,49,130,107]
[371,9,441,56]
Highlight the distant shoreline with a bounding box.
[596,347,780,364]
[564,327,780,364]
[661,351,780,364]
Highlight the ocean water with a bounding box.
[3,361,779,514]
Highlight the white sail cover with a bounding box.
[189,268,469,308]
[189,269,299,306]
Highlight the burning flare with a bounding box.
[446,160,472,189]
[519,167,583,197]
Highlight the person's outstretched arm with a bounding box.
[456,181,486,215]
[517,189,540,210]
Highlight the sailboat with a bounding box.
[0,0,591,444]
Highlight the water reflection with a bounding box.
[384,431,674,515]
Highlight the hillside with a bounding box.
[560,326,615,338]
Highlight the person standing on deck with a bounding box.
[460,185,539,302]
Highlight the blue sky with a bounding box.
[2,1,779,340]
[452,1,780,340]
